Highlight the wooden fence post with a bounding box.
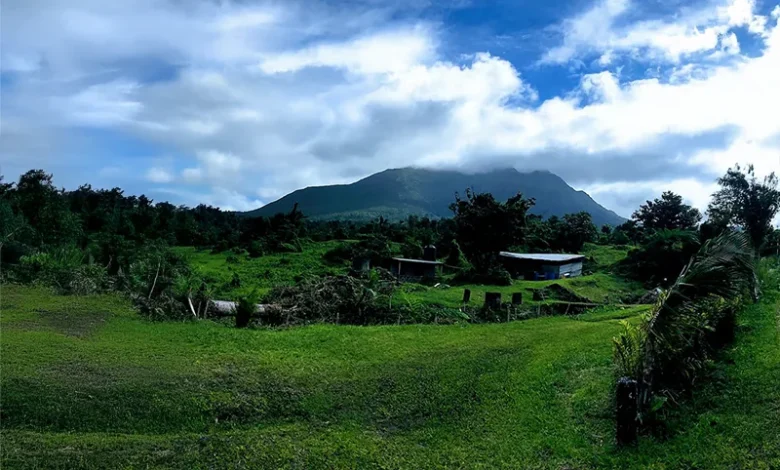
[463,289,471,304]
[616,377,638,446]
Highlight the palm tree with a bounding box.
[615,230,756,420]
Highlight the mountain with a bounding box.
[246,168,626,227]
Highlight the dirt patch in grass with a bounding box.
[7,308,111,337]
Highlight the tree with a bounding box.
[632,191,702,231]
[707,164,780,255]
[450,189,535,272]
[614,220,643,245]
[763,227,780,257]
[614,231,755,426]
[558,212,598,252]
[620,229,700,287]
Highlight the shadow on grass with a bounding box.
[0,344,529,435]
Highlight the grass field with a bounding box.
[176,242,645,307]
[2,272,778,469]
[173,241,351,298]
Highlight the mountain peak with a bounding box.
[246,167,625,226]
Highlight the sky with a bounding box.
[2,0,780,218]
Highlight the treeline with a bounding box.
[1,166,778,303]
[0,170,307,269]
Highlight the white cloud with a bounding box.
[259,27,435,75]
[543,0,771,64]
[181,168,204,183]
[2,0,779,219]
[146,167,174,183]
[55,80,143,126]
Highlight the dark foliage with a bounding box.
[450,189,534,273]
[614,231,755,431]
[707,164,780,254]
[632,191,702,232]
[620,230,701,287]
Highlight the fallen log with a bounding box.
[209,300,272,316]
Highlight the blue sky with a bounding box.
[2,0,779,217]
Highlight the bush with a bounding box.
[18,246,84,290]
[234,294,258,328]
[322,243,355,264]
[620,230,700,286]
[453,264,512,286]
[278,239,303,253]
[354,236,392,268]
[401,239,423,260]
[445,239,470,268]
[247,241,265,258]
[68,264,111,295]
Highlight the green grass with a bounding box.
[400,273,645,308]
[581,243,634,270]
[2,274,778,469]
[172,240,351,298]
[179,241,645,307]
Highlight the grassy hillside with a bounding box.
[172,241,351,298]
[2,273,778,468]
[173,242,645,306]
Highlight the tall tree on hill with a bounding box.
[632,191,702,232]
[14,170,81,248]
[449,189,535,272]
[707,164,780,256]
[558,212,598,252]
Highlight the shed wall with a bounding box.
[558,261,583,277]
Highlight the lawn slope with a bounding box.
[1,274,777,469]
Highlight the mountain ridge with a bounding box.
[246,167,626,227]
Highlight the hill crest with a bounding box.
[246,167,625,227]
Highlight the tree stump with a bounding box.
[484,292,501,309]
[616,377,638,446]
[235,310,251,328]
[462,289,471,304]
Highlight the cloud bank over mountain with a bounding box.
[2,0,779,217]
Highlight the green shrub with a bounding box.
[612,320,645,381]
[620,229,700,286]
[322,243,355,264]
[400,239,423,259]
[234,291,261,328]
[247,241,265,258]
[18,246,84,289]
[68,264,111,295]
[453,264,512,286]
[445,239,470,268]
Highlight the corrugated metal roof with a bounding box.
[499,251,585,262]
[391,257,443,265]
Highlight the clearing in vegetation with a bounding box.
[1,274,777,469]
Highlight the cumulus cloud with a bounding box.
[1,0,779,220]
[146,167,174,183]
[542,0,771,64]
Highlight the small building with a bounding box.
[499,252,585,280]
[391,257,442,279]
